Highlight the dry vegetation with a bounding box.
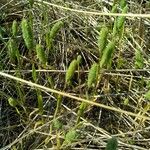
[0,0,150,149]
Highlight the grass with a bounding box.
[0,0,150,149]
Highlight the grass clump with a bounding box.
[36,44,47,65]
[98,26,109,56]
[106,137,118,150]
[12,20,18,37]
[100,41,115,68]
[65,59,78,85]
[117,5,128,31]
[87,63,98,89]
[46,21,64,52]
[21,18,34,52]
[134,49,144,69]
[7,39,18,62]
